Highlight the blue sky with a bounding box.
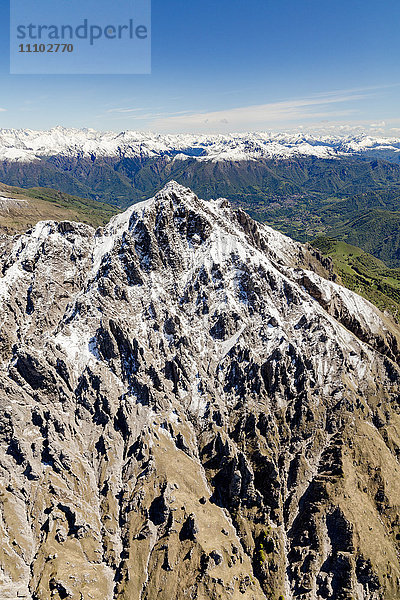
[0,0,399,134]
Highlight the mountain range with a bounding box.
[0,182,400,599]
[2,128,400,164]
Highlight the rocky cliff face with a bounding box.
[0,181,399,600]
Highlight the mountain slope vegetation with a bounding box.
[0,182,118,233]
[311,237,400,318]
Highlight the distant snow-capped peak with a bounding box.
[0,127,400,163]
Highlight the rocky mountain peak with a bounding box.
[0,183,399,600]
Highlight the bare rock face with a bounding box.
[0,181,399,600]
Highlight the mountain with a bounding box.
[0,181,400,600]
[0,181,118,233]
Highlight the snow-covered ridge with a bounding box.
[1,126,400,163]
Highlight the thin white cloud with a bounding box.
[106,107,145,114]
[149,90,369,133]
[105,108,194,121]
[291,118,400,137]
[0,108,7,113]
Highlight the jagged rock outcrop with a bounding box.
[0,181,399,600]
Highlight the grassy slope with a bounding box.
[328,209,400,268]
[0,182,119,232]
[312,236,400,318]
